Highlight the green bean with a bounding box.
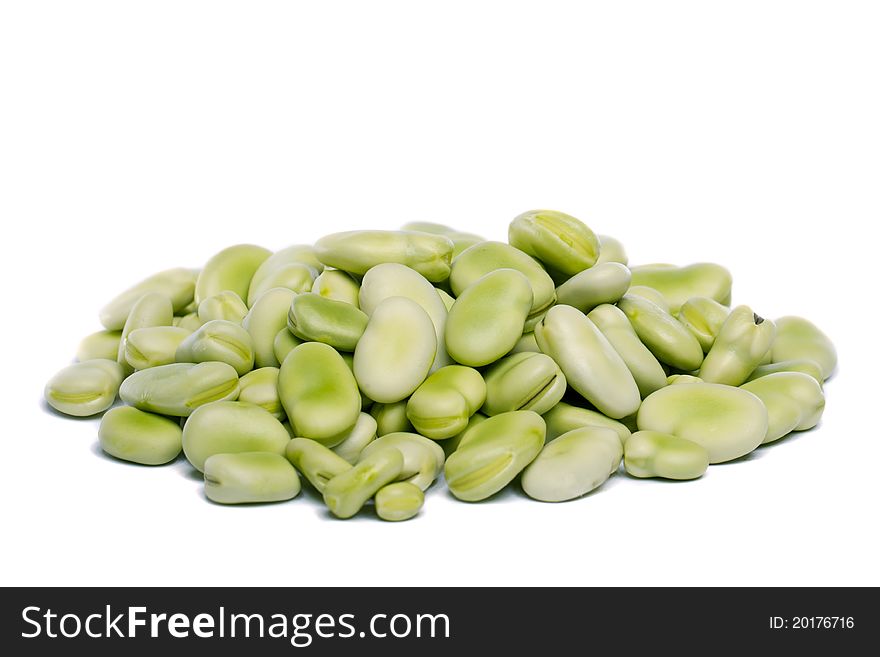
[770,316,837,380]
[277,342,361,445]
[353,296,436,403]
[197,291,248,324]
[617,294,704,371]
[98,406,182,465]
[175,319,255,376]
[204,452,301,504]
[555,262,631,312]
[629,262,732,314]
[242,287,297,367]
[624,430,709,480]
[195,244,272,304]
[375,482,424,521]
[287,293,369,352]
[124,326,191,370]
[444,410,545,501]
[119,362,240,417]
[450,241,555,321]
[637,383,768,463]
[181,400,290,471]
[534,305,640,418]
[508,209,600,275]
[314,230,454,282]
[76,330,122,362]
[482,352,566,416]
[741,372,825,443]
[542,401,631,445]
[521,426,622,502]
[445,269,533,367]
[406,366,486,439]
[238,367,284,419]
[45,359,125,417]
[100,268,197,330]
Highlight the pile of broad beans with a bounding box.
[45,211,835,520]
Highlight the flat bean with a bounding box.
[98,406,182,465]
[204,452,300,504]
[45,359,125,417]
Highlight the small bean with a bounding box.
[45,359,125,417]
[375,482,424,521]
[624,430,709,480]
[98,406,182,465]
[181,400,290,472]
[204,452,301,504]
[521,426,622,502]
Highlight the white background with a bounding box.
[1,1,878,587]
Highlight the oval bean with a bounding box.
[242,287,297,367]
[359,263,451,371]
[287,292,369,352]
[100,268,197,330]
[98,406,182,465]
[375,482,425,521]
[588,303,667,397]
[617,294,704,371]
[197,291,249,324]
[119,362,240,416]
[238,367,284,419]
[204,452,300,504]
[770,316,837,380]
[534,305,640,419]
[521,426,622,502]
[277,342,361,445]
[445,269,533,367]
[508,209,600,275]
[354,296,436,403]
[637,383,768,463]
[555,262,631,312]
[124,326,191,370]
[450,241,555,321]
[482,352,566,416]
[195,244,272,305]
[175,319,255,376]
[314,230,454,282]
[629,262,732,314]
[624,430,709,480]
[406,365,486,439]
[444,410,545,501]
[76,330,122,362]
[45,359,125,417]
[182,400,290,471]
[741,372,825,443]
